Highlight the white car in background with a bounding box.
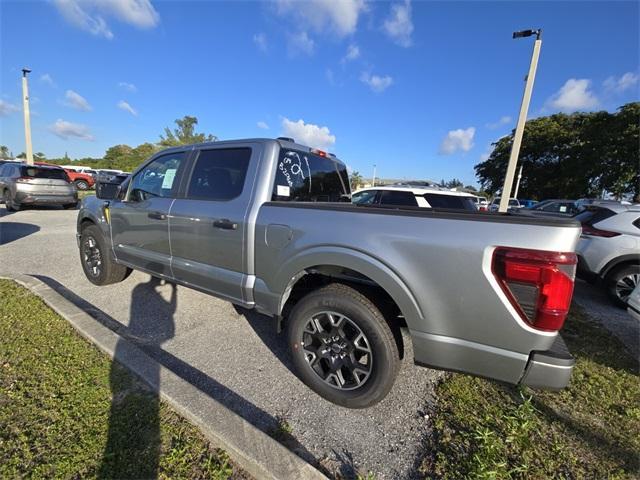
[352,185,477,211]
[471,195,489,211]
[575,204,640,307]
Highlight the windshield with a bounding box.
[272,149,349,202]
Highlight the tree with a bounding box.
[34,152,46,161]
[159,115,217,147]
[475,102,639,200]
[445,178,464,189]
[0,145,9,159]
[350,170,363,190]
[17,152,26,159]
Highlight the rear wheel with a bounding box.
[287,283,400,408]
[80,224,131,286]
[74,180,89,190]
[605,264,640,307]
[3,190,19,211]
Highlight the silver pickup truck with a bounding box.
[77,138,581,408]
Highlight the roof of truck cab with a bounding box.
[157,138,344,162]
[354,186,475,197]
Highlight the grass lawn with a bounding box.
[0,279,247,479]
[425,307,639,479]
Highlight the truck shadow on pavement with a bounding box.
[0,222,40,245]
[33,275,326,477]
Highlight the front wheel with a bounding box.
[287,283,400,408]
[606,264,640,307]
[80,224,131,286]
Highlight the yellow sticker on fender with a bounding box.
[103,206,110,224]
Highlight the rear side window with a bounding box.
[423,193,476,210]
[574,207,616,225]
[379,190,418,207]
[20,166,68,181]
[632,217,640,230]
[272,149,349,202]
[187,148,251,201]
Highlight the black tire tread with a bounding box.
[80,224,131,286]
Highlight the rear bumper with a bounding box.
[15,192,77,205]
[519,335,575,390]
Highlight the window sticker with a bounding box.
[277,185,291,197]
[161,168,177,189]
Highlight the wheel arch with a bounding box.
[601,254,640,279]
[273,246,425,334]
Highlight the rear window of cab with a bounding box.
[272,149,349,202]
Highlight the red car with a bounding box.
[35,162,95,190]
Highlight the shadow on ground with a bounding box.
[34,274,329,476]
[0,222,40,245]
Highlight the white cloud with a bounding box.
[486,115,512,129]
[48,119,94,141]
[53,0,160,39]
[0,100,20,116]
[439,127,476,155]
[64,89,92,111]
[383,0,414,47]
[275,0,366,37]
[603,72,639,94]
[257,121,269,130]
[360,72,393,93]
[40,73,56,87]
[253,33,268,52]
[118,81,137,92]
[288,31,315,57]
[547,78,599,112]
[341,43,360,63]
[281,117,336,150]
[117,100,137,116]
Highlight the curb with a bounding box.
[2,273,327,480]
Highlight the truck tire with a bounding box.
[605,264,640,308]
[74,179,89,190]
[287,283,400,408]
[80,224,131,286]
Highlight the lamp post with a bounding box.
[498,29,541,213]
[513,164,524,199]
[21,68,34,166]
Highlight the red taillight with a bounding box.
[492,247,577,331]
[311,148,327,157]
[581,224,621,238]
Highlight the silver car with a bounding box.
[0,163,78,211]
[576,204,640,306]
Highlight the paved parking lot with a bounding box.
[0,207,441,479]
[2,206,636,478]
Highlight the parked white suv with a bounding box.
[352,185,477,210]
[575,204,640,306]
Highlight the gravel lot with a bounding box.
[0,206,441,479]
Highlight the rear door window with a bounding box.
[187,148,251,201]
[20,166,68,181]
[272,149,348,202]
[379,190,418,207]
[423,193,476,210]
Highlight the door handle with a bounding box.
[148,211,167,220]
[213,218,238,230]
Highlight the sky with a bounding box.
[0,0,638,186]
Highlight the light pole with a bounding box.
[498,29,541,213]
[21,68,34,166]
[513,164,523,199]
[372,164,377,187]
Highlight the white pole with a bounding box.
[513,164,523,199]
[499,36,541,213]
[372,164,377,187]
[21,69,34,166]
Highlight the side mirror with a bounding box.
[96,173,129,200]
